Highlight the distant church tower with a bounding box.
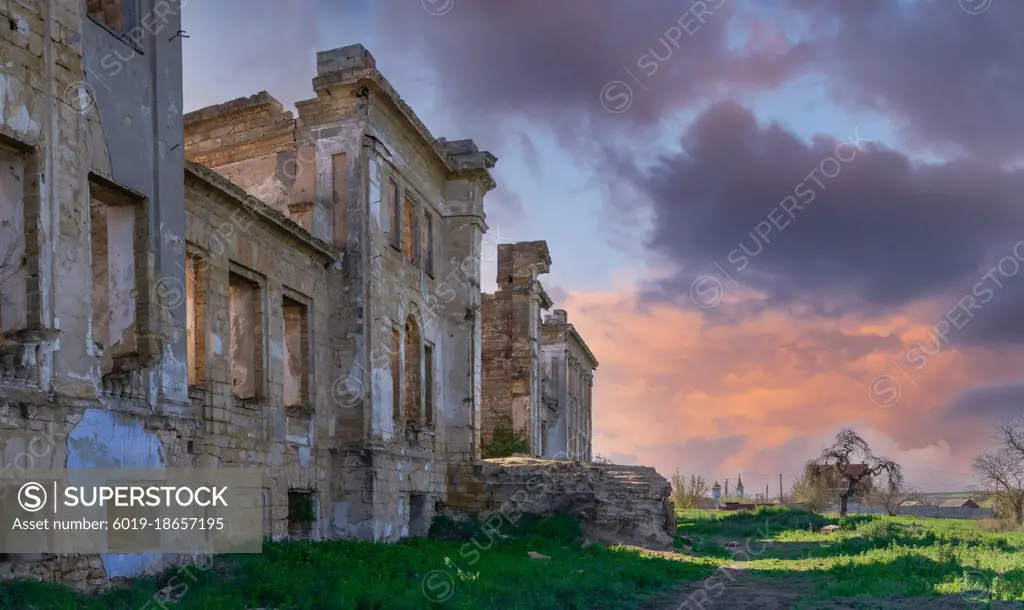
[736,474,744,498]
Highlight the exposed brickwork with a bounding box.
[480,243,599,461]
[445,458,676,548]
[480,241,552,454]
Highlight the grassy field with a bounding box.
[0,514,718,610]
[672,507,1024,608]
[2,509,1023,608]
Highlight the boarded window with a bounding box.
[391,327,401,421]
[89,182,140,373]
[424,343,434,427]
[185,252,205,386]
[0,149,26,334]
[229,272,261,400]
[423,211,434,277]
[388,177,401,250]
[403,316,421,426]
[403,199,419,266]
[282,296,309,407]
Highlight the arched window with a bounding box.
[403,315,422,427]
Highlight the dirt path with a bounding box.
[643,563,806,609]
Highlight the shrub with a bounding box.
[481,413,529,458]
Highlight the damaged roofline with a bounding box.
[312,61,497,190]
[185,162,337,264]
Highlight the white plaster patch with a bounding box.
[211,333,223,355]
[298,446,311,469]
[13,15,28,37]
[161,346,188,398]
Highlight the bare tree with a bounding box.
[670,471,710,509]
[866,471,918,516]
[973,420,1024,526]
[818,428,903,517]
[791,461,832,513]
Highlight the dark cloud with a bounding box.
[945,380,1024,422]
[623,102,1024,319]
[787,0,1024,163]
[376,0,809,146]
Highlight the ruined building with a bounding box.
[540,308,598,462]
[183,43,497,542]
[480,241,597,461]
[0,0,495,586]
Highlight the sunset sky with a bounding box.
[181,0,1024,494]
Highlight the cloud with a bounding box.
[566,285,1022,490]
[788,0,1024,163]
[375,0,810,146]
[616,102,1024,327]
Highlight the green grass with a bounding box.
[0,514,719,610]
[8,508,1023,608]
[675,507,1024,605]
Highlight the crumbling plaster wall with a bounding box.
[81,0,189,409]
[184,167,334,537]
[185,44,497,544]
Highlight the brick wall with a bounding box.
[184,165,334,539]
[480,241,552,453]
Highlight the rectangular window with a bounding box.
[86,0,138,33]
[423,211,434,277]
[424,343,434,427]
[229,271,262,400]
[185,252,206,386]
[331,153,347,248]
[409,493,428,537]
[388,177,401,250]
[403,199,419,266]
[287,490,316,541]
[89,178,143,374]
[282,295,309,408]
[391,327,401,421]
[0,148,26,334]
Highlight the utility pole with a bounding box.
[779,473,783,502]
[724,478,729,497]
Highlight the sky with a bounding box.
[180,0,1024,494]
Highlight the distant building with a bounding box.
[938,498,980,509]
[711,481,722,506]
[735,474,744,498]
